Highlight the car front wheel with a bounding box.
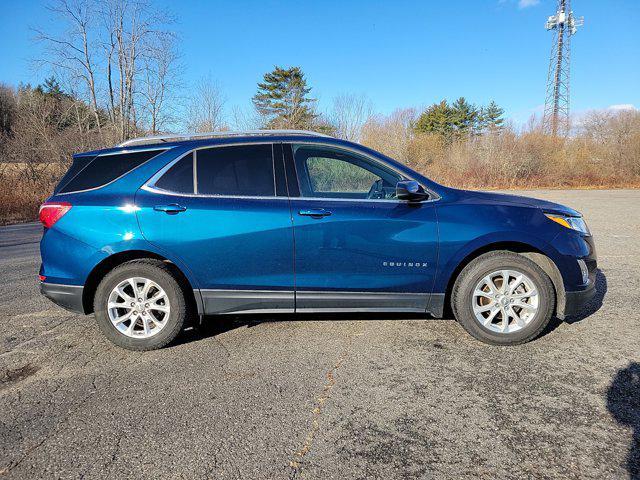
[452,251,555,345]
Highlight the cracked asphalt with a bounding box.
[1,189,639,479]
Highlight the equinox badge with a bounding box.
[382,261,428,268]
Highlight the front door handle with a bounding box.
[154,204,187,214]
[298,208,331,218]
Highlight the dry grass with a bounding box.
[0,163,65,225]
[361,108,640,190]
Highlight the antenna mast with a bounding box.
[542,0,583,136]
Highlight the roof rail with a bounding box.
[118,129,332,147]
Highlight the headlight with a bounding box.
[545,213,590,235]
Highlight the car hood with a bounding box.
[457,189,581,216]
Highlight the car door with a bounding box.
[136,143,294,314]
[285,143,439,313]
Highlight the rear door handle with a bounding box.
[154,204,187,214]
[298,208,331,218]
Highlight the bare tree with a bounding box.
[185,77,227,132]
[102,0,142,139]
[101,0,178,139]
[36,0,180,141]
[331,93,374,141]
[35,0,102,131]
[230,104,261,131]
[0,84,17,137]
[360,108,418,162]
[140,35,180,134]
[0,84,17,163]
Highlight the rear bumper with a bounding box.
[40,282,85,314]
[564,280,597,318]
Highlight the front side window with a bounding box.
[196,144,275,196]
[293,145,401,199]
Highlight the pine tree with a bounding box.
[414,100,454,137]
[43,77,65,98]
[252,66,317,129]
[35,77,66,99]
[480,100,505,132]
[450,97,478,137]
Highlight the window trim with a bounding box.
[143,141,440,203]
[273,143,289,197]
[285,142,440,203]
[56,147,168,196]
[193,150,198,194]
[143,142,281,199]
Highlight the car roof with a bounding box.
[119,129,332,147]
[75,131,360,158]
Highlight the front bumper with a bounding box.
[564,280,597,317]
[556,231,598,319]
[40,282,85,314]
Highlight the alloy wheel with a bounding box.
[107,277,170,338]
[472,269,539,334]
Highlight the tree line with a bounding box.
[249,66,505,141]
[0,62,507,162]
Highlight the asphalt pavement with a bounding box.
[0,189,638,479]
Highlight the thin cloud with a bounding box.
[608,104,637,111]
[518,0,540,8]
[498,0,541,10]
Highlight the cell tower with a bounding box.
[542,0,583,136]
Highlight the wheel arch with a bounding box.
[437,240,566,319]
[82,250,202,316]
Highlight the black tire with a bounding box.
[94,259,188,351]
[451,251,555,346]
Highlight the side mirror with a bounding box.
[396,180,429,202]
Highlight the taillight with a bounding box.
[39,202,72,228]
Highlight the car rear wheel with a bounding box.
[452,251,555,345]
[94,259,187,350]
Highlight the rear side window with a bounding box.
[196,144,275,196]
[154,153,194,194]
[58,149,166,193]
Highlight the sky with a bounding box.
[0,0,638,126]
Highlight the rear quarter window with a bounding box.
[58,149,166,193]
[154,153,194,194]
[53,155,95,193]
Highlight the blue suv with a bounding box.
[39,130,597,350]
